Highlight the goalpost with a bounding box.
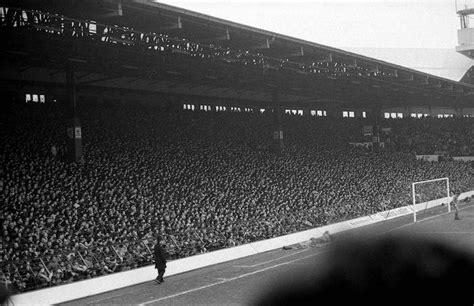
[412,177,450,222]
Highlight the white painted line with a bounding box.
[215,278,228,281]
[234,249,309,268]
[286,262,310,265]
[137,206,474,306]
[423,232,474,234]
[384,205,473,234]
[85,292,130,305]
[384,221,416,233]
[138,252,320,305]
[122,204,474,305]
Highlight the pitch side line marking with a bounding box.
[422,232,474,234]
[384,204,473,234]
[109,204,474,306]
[138,207,474,305]
[85,292,131,305]
[138,252,320,305]
[286,262,311,265]
[234,249,309,268]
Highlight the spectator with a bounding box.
[1,99,473,292]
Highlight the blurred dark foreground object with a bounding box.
[255,234,474,305]
[0,284,10,306]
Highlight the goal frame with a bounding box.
[412,177,450,222]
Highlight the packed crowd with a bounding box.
[1,99,473,293]
[388,117,474,156]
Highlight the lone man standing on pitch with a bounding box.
[154,236,167,284]
[452,193,461,220]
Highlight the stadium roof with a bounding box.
[343,48,474,83]
[1,0,473,108]
[461,66,474,84]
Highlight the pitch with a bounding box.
[60,200,474,305]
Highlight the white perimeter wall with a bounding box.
[11,189,474,305]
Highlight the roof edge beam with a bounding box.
[199,28,231,43]
[249,36,275,50]
[400,73,414,82]
[161,16,182,30]
[285,46,305,57]
[314,53,333,63]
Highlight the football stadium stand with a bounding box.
[1,0,473,298]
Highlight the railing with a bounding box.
[0,6,394,78]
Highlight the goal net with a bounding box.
[412,177,450,222]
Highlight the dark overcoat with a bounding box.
[154,244,167,269]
